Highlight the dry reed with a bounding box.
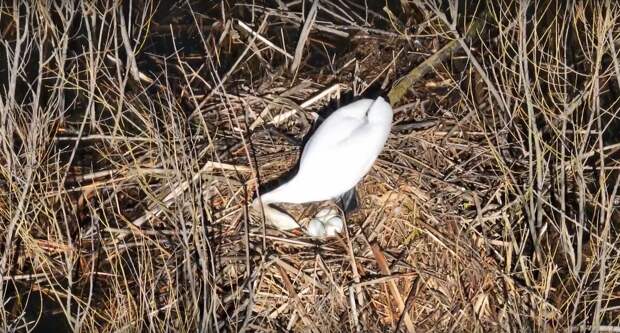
[1,0,619,332]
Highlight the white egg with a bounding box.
[324,216,344,236]
[315,207,338,219]
[307,218,327,237]
[306,210,344,238]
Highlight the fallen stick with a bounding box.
[387,12,488,105]
[370,243,416,333]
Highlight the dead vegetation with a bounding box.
[1,0,620,331]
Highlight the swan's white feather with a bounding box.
[261,97,392,205]
[328,98,375,119]
[300,99,375,151]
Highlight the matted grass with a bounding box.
[1,0,619,331]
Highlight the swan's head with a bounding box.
[367,97,393,124]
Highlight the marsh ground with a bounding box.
[1,1,620,332]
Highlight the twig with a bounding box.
[387,10,488,105]
[127,161,250,233]
[237,20,294,60]
[269,83,341,125]
[370,243,416,333]
[290,0,319,74]
[249,83,341,131]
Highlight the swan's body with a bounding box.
[253,97,393,230]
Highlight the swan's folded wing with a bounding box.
[319,120,390,177]
[300,115,366,165]
[328,99,373,119]
[301,99,375,160]
[298,121,387,185]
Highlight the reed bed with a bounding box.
[1,0,619,331]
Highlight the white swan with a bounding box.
[253,96,393,231]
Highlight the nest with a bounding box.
[1,0,620,331]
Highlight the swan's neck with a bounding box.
[258,180,302,204]
[252,198,300,230]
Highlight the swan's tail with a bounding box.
[251,198,300,230]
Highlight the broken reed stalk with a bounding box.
[387,9,489,105]
[370,243,416,333]
[3,1,620,331]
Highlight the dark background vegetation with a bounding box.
[1,0,619,331]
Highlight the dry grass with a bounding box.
[1,0,620,332]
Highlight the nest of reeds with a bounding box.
[1,0,620,331]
